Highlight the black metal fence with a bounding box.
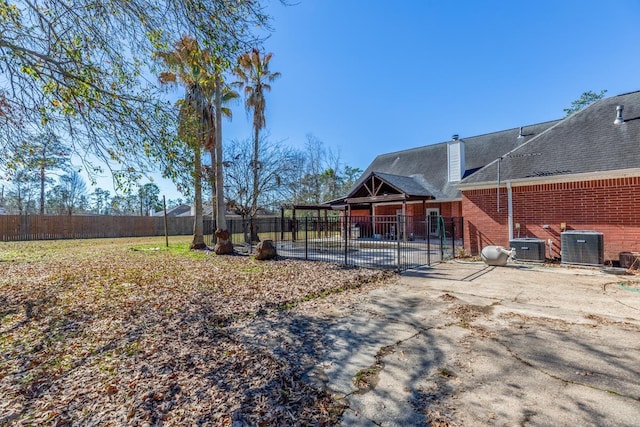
[0,213,462,271]
[205,215,464,271]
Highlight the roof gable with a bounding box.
[347,171,433,199]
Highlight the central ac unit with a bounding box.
[561,231,604,266]
[510,238,546,262]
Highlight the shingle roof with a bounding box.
[351,120,559,200]
[155,204,191,216]
[460,90,640,186]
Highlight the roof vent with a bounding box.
[451,134,459,141]
[614,105,624,124]
[517,127,525,139]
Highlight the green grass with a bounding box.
[129,240,209,259]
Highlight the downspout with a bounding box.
[497,157,502,212]
[507,180,513,241]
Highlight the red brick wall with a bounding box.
[368,202,464,239]
[436,201,462,217]
[369,201,463,217]
[462,177,640,261]
[373,205,401,216]
[350,209,370,217]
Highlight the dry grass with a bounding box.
[0,236,396,426]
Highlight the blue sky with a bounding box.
[142,0,640,200]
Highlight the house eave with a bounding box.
[345,194,408,204]
[425,197,462,203]
[456,168,640,190]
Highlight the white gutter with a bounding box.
[507,180,513,241]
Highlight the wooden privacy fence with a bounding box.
[0,215,194,241]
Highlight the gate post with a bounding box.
[396,214,401,272]
[280,207,284,241]
[304,216,308,260]
[344,214,349,265]
[451,218,455,257]
[427,216,431,266]
[440,216,445,260]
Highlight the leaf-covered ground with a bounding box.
[0,237,397,426]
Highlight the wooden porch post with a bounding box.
[324,209,328,237]
[371,203,376,239]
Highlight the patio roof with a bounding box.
[343,171,435,205]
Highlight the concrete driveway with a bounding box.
[314,261,640,426]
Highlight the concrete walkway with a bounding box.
[313,261,640,426]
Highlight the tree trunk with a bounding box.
[191,145,206,250]
[209,147,216,242]
[242,214,250,244]
[39,164,45,215]
[213,73,233,255]
[250,122,260,243]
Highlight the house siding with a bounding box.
[462,177,640,261]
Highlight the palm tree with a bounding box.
[157,37,237,253]
[156,37,217,250]
[211,73,234,255]
[203,82,238,250]
[232,49,280,242]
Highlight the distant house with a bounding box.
[154,204,192,217]
[337,90,640,263]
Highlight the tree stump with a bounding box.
[214,229,234,255]
[254,240,277,260]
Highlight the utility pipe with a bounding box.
[497,157,501,212]
[507,180,513,241]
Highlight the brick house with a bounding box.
[338,90,639,264]
[336,121,557,239]
[458,90,640,262]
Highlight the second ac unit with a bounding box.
[561,231,604,266]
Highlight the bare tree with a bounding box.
[47,171,87,215]
[297,134,345,204]
[224,137,299,243]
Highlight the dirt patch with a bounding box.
[439,293,458,302]
[352,344,395,394]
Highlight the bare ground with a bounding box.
[0,237,397,426]
[4,239,640,426]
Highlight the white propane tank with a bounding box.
[481,245,515,267]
